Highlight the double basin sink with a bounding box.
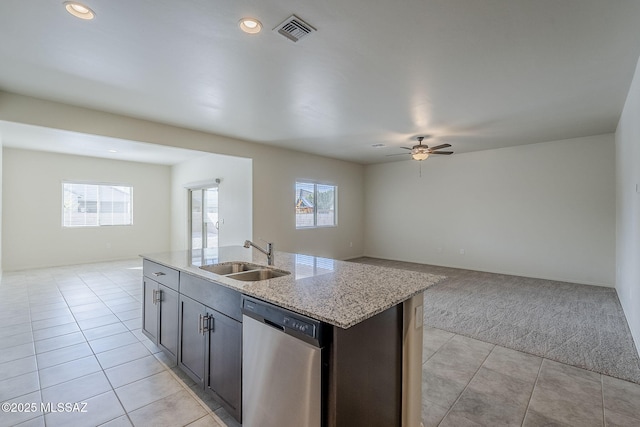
[199,262,290,281]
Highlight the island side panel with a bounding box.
[402,292,424,427]
[328,305,403,427]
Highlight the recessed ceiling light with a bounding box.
[108,149,117,153]
[64,2,96,20]
[238,17,262,34]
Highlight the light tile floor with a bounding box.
[0,260,235,427]
[1,259,639,426]
[421,327,640,426]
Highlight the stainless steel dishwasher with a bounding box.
[241,295,325,427]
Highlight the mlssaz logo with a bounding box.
[41,402,89,413]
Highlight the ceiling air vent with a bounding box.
[274,15,316,42]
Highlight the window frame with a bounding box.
[62,181,134,228]
[295,181,337,229]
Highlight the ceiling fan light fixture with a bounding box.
[239,17,262,34]
[411,147,430,161]
[63,2,95,20]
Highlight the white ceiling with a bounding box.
[1,0,639,164]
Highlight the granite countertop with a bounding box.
[141,246,445,329]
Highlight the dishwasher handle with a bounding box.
[263,318,285,332]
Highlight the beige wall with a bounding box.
[364,134,616,286]
[616,56,640,354]
[0,134,2,274]
[2,148,171,270]
[251,149,364,259]
[171,153,252,250]
[0,91,366,261]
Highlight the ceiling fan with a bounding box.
[388,136,454,161]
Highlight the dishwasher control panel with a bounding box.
[241,295,321,344]
[283,316,315,336]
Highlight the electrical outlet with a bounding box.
[459,248,465,255]
[436,247,443,253]
[349,241,353,248]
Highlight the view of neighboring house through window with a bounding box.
[295,182,337,228]
[63,182,133,227]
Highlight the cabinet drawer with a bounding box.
[180,274,242,322]
[143,260,180,291]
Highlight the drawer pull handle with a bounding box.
[153,272,166,277]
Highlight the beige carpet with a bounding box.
[350,257,640,384]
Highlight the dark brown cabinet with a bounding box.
[142,279,179,361]
[157,284,179,359]
[178,295,207,385]
[142,278,158,341]
[142,261,180,363]
[177,274,243,422]
[142,261,243,423]
[207,309,242,420]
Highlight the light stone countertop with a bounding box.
[141,246,445,329]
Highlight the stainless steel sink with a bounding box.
[199,262,290,281]
[199,262,261,275]
[226,268,290,281]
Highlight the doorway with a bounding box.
[189,186,219,253]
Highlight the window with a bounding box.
[63,182,133,227]
[295,182,337,228]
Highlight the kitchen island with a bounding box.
[141,247,444,427]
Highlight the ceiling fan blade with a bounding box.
[431,151,453,155]
[386,153,411,157]
[400,147,412,150]
[428,144,452,151]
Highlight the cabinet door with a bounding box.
[208,310,242,421]
[158,285,179,361]
[179,295,207,386]
[142,279,158,342]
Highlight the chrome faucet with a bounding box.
[244,240,275,266]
